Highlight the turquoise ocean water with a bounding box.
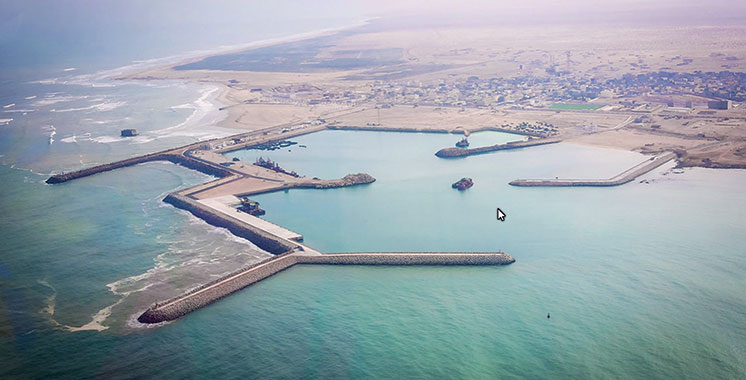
[3,128,745,379]
[1,7,746,378]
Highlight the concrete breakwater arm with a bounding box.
[45,152,233,184]
[435,138,561,158]
[163,192,298,254]
[509,152,677,187]
[138,251,514,324]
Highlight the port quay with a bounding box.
[46,121,671,323]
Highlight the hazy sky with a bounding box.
[1,0,744,74]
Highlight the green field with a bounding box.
[549,103,602,110]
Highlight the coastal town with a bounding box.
[115,22,746,171]
[236,70,746,109]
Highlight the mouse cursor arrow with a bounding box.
[496,208,506,222]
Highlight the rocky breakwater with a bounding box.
[509,151,677,187]
[296,252,515,265]
[46,152,232,184]
[435,138,561,158]
[294,173,376,189]
[138,252,300,324]
[138,251,514,323]
[46,152,173,184]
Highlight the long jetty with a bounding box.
[509,151,677,187]
[137,251,515,324]
[45,122,329,184]
[45,151,236,184]
[435,138,561,158]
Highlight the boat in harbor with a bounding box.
[254,157,299,177]
[452,177,473,190]
[238,197,266,216]
[250,140,298,151]
[455,137,470,147]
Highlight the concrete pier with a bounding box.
[138,251,514,324]
[163,193,300,254]
[197,196,304,242]
[509,151,677,187]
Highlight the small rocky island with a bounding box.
[452,177,474,190]
[297,173,376,189]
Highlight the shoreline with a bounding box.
[108,18,373,83]
[106,27,745,171]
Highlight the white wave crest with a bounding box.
[34,95,89,106]
[89,136,122,144]
[60,132,92,144]
[50,100,127,113]
[44,125,56,144]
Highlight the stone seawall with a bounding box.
[163,193,298,254]
[46,152,232,184]
[46,153,169,184]
[296,252,515,265]
[138,253,299,324]
[435,138,561,158]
